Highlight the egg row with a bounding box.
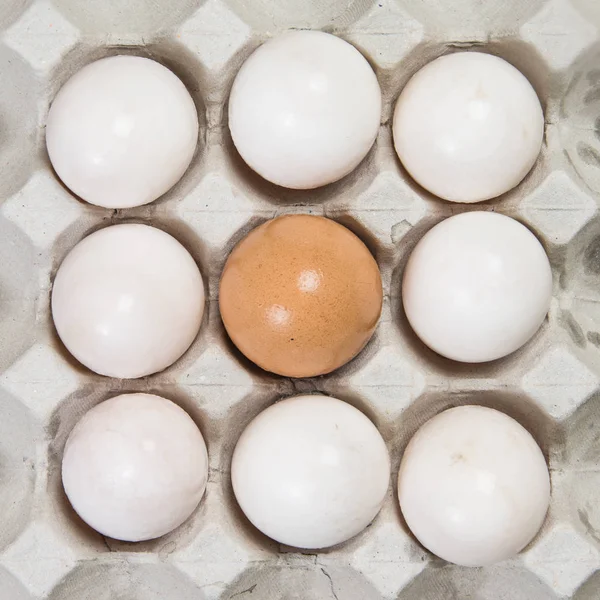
[46,31,544,208]
[62,391,550,568]
[52,211,553,379]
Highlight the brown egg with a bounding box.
[219,214,382,378]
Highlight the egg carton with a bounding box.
[0,0,600,598]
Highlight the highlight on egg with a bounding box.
[46,55,199,208]
[393,52,544,203]
[219,214,383,378]
[402,211,552,363]
[398,405,550,566]
[52,223,205,378]
[228,30,382,189]
[232,394,390,549]
[62,393,209,542]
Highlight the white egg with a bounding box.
[46,55,198,209]
[52,223,204,378]
[393,52,544,203]
[228,31,381,189]
[62,393,208,542]
[398,406,550,566]
[402,212,552,363]
[232,394,390,549]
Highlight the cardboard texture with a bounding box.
[0,0,600,597]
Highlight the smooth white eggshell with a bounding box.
[62,393,208,542]
[232,394,390,549]
[402,211,552,363]
[52,223,204,378]
[398,406,550,566]
[228,30,381,189]
[393,52,544,202]
[46,55,198,208]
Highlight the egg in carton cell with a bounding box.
[0,0,600,599]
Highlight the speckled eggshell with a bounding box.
[219,215,383,378]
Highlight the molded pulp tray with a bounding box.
[1,0,600,598]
